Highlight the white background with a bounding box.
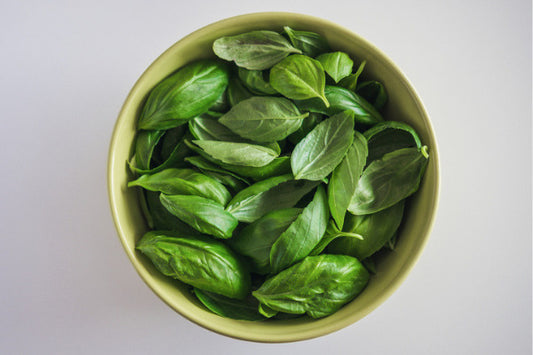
[1,0,531,354]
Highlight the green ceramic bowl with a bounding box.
[108,12,439,343]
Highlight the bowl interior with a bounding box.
[108,12,439,343]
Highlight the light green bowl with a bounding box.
[108,12,440,343]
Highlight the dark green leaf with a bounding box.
[158,126,187,162]
[226,175,319,223]
[160,194,238,239]
[270,54,329,106]
[349,147,429,215]
[316,52,354,83]
[270,186,329,273]
[137,231,250,299]
[133,130,165,170]
[219,96,307,142]
[295,85,384,126]
[329,201,405,259]
[291,110,355,181]
[144,191,201,234]
[213,31,301,70]
[192,140,279,167]
[193,288,265,321]
[227,76,253,106]
[237,67,277,95]
[128,168,231,206]
[328,131,368,229]
[288,112,323,144]
[339,60,366,92]
[184,156,251,190]
[138,60,229,130]
[356,80,388,110]
[364,121,422,163]
[253,254,369,318]
[283,26,330,57]
[230,208,302,274]
[129,138,190,175]
[309,219,364,256]
[188,114,243,142]
[209,90,229,113]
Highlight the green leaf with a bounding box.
[288,112,323,144]
[185,156,250,185]
[160,194,238,239]
[128,168,231,206]
[193,288,265,321]
[363,121,422,164]
[213,31,301,70]
[316,52,354,83]
[283,26,330,58]
[270,54,329,107]
[339,60,366,92]
[295,85,384,126]
[356,80,388,110]
[291,110,355,181]
[188,114,243,142]
[229,208,302,274]
[270,186,329,273]
[328,201,405,259]
[308,219,364,256]
[258,303,278,318]
[158,126,187,162]
[138,60,229,130]
[227,76,253,107]
[137,231,250,299]
[253,254,369,318]
[237,67,277,95]
[219,96,308,142]
[192,140,279,167]
[328,131,368,229]
[348,147,429,215]
[143,191,201,234]
[133,130,165,170]
[226,175,319,223]
[128,138,190,175]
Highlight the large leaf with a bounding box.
[192,140,279,167]
[137,231,250,299]
[328,201,405,259]
[219,96,308,142]
[316,52,354,83]
[253,254,369,318]
[328,131,368,229]
[270,186,329,273]
[295,85,383,126]
[230,208,302,274]
[160,194,238,239]
[226,175,319,223]
[348,146,429,215]
[270,54,329,107]
[128,168,231,206]
[291,110,355,180]
[283,26,330,58]
[213,31,301,70]
[138,60,229,130]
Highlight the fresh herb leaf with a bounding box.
[316,52,354,83]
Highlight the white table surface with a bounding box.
[1,0,531,354]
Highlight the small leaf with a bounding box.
[316,52,354,83]
[219,96,308,142]
[364,121,422,164]
[143,191,202,234]
[237,67,277,95]
[288,112,323,144]
[339,60,366,92]
[283,26,330,57]
[270,54,329,107]
[192,140,279,167]
[356,80,388,110]
[213,31,301,70]
[291,110,355,181]
[227,76,253,107]
[188,114,243,142]
[193,288,265,321]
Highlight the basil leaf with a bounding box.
[227,77,253,106]
[160,194,238,239]
[144,191,201,234]
[213,31,301,70]
[188,114,243,142]
[229,208,302,274]
[226,175,319,223]
[270,54,329,107]
[309,219,364,256]
[219,96,308,142]
[364,121,422,163]
[348,147,429,215]
[185,156,250,185]
[137,231,250,299]
[192,140,279,167]
[339,60,366,92]
[133,130,165,170]
[291,110,355,181]
[193,288,264,321]
[138,60,229,130]
[258,303,278,318]
[288,112,323,144]
[356,80,388,110]
[237,67,277,95]
[283,26,330,58]
[316,52,354,83]
[128,168,231,206]
[296,85,384,126]
[253,254,369,318]
[328,201,405,259]
[270,186,329,273]
[158,126,187,162]
[209,90,229,113]
[328,131,368,229]
[129,138,190,175]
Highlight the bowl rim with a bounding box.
[107,11,440,343]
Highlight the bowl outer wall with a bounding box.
[107,12,440,343]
